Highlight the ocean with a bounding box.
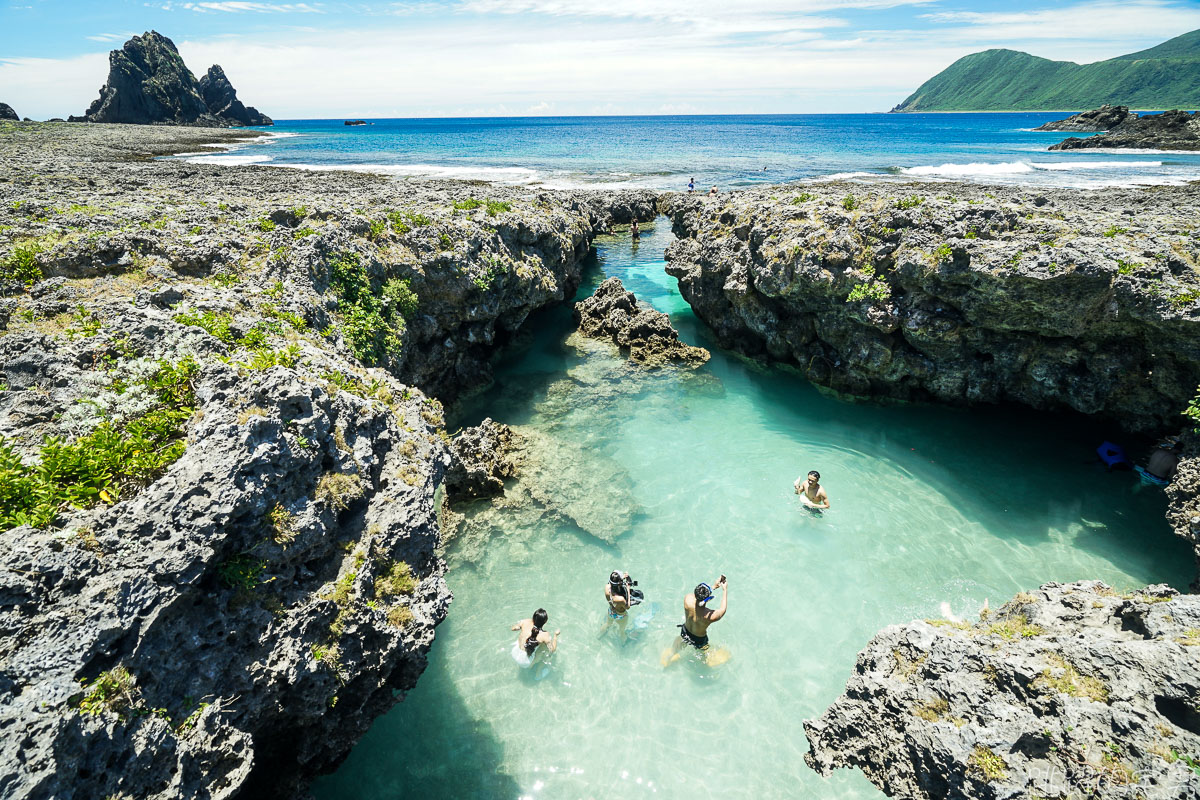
[178,113,1200,190]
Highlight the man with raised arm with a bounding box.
[662,575,728,667]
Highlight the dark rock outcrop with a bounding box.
[1034,104,1136,132]
[806,582,1200,800]
[73,32,271,127]
[1165,435,1200,588]
[198,65,272,127]
[663,186,1200,433]
[574,277,710,366]
[445,418,518,500]
[0,103,17,121]
[1051,109,1200,151]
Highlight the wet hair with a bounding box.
[532,608,548,629]
[609,572,627,599]
[694,583,713,603]
[808,470,821,482]
[610,571,623,585]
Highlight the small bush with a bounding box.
[846,278,891,304]
[485,199,511,217]
[267,502,297,546]
[218,554,266,592]
[375,560,417,597]
[1,240,45,287]
[75,666,138,719]
[327,252,406,364]
[842,194,858,211]
[1103,225,1128,238]
[894,196,924,210]
[256,217,276,232]
[315,472,363,511]
[387,605,414,628]
[790,193,815,204]
[453,197,483,211]
[932,243,954,263]
[968,746,1007,781]
[174,309,236,344]
[383,278,420,320]
[241,344,302,371]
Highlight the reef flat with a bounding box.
[0,121,652,800]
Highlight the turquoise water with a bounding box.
[312,220,1192,800]
[181,114,1200,190]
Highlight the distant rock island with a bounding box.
[69,31,271,127]
[1033,104,1137,132]
[893,28,1200,112]
[1050,108,1200,151]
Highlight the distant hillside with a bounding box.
[893,29,1200,112]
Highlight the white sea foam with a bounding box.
[184,153,275,166]
[811,171,881,182]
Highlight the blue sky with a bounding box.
[2,0,1199,118]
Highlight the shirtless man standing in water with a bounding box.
[662,576,728,666]
[794,470,831,510]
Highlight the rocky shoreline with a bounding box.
[0,121,653,799]
[4,121,1200,800]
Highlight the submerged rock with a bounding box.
[1050,109,1200,151]
[574,276,710,367]
[806,582,1200,800]
[1034,105,1136,132]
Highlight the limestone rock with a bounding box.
[1033,105,1136,132]
[806,582,1200,800]
[1051,109,1200,151]
[445,418,518,500]
[0,103,17,121]
[662,185,1200,433]
[198,65,273,127]
[574,277,709,367]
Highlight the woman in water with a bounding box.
[510,608,559,668]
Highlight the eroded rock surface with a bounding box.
[198,65,272,127]
[0,103,17,122]
[664,185,1200,433]
[445,417,518,500]
[806,582,1200,800]
[0,122,658,799]
[574,276,709,366]
[1051,109,1200,151]
[1034,105,1137,132]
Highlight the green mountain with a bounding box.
[893,29,1200,112]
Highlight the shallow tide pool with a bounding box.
[312,220,1192,800]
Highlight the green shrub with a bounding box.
[76,666,138,718]
[386,210,432,235]
[453,197,483,211]
[846,278,891,304]
[174,309,236,344]
[375,560,417,597]
[842,194,858,211]
[1103,225,1128,238]
[256,217,276,232]
[485,199,511,217]
[326,252,409,364]
[218,554,266,592]
[366,219,387,242]
[790,193,815,205]
[1116,260,1136,275]
[241,344,302,371]
[1,240,44,287]
[894,196,924,210]
[0,357,199,530]
[932,243,954,263]
[293,227,317,239]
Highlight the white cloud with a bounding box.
[86,32,138,43]
[0,53,110,120]
[165,1,324,12]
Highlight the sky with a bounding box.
[1,0,1199,119]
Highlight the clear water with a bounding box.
[179,113,1200,190]
[312,220,1193,800]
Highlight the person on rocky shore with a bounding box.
[663,576,729,667]
[795,470,830,510]
[688,177,695,192]
[511,608,559,668]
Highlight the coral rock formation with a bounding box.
[1033,104,1137,132]
[806,582,1200,800]
[574,276,709,366]
[1051,109,1200,151]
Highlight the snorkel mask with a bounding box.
[695,582,713,605]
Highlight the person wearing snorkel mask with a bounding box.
[603,571,633,642]
[662,575,727,666]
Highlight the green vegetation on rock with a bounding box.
[0,357,199,530]
[893,29,1200,112]
[327,252,417,365]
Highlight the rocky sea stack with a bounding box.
[0,103,18,122]
[70,32,271,127]
[1051,109,1200,151]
